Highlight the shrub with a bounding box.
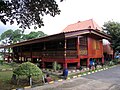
[109,61,114,66]
[53,61,61,71]
[113,59,118,65]
[13,62,43,86]
[57,64,61,70]
[0,60,3,65]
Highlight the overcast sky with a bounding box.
[0,0,120,35]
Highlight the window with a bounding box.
[93,40,100,50]
[67,38,76,50]
[79,37,88,55]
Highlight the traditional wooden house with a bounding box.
[0,19,111,69]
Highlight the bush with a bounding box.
[109,61,114,66]
[53,61,61,71]
[113,59,118,65]
[57,64,61,70]
[0,60,3,65]
[13,62,43,86]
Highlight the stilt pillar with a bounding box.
[77,62,80,69]
[87,58,90,67]
[63,63,67,69]
[102,57,104,64]
[42,61,45,68]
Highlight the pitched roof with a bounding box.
[62,19,102,32]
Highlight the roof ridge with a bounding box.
[90,19,95,29]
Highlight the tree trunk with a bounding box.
[17,76,19,85]
[28,76,32,86]
[42,75,45,84]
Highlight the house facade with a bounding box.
[0,19,111,69]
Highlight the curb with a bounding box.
[58,79,63,82]
[78,74,81,77]
[12,86,31,90]
[67,77,70,80]
[73,76,77,78]
[24,86,31,89]
[49,81,54,84]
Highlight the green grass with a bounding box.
[0,62,19,69]
[0,71,12,80]
[0,64,12,69]
[0,62,44,89]
[0,70,29,89]
[0,70,44,89]
[0,71,14,90]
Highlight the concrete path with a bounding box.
[28,65,120,90]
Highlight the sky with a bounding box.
[0,0,120,35]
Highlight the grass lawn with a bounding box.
[0,70,44,89]
[0,62,44,89]
[0,62,19,69]
[0,71,14,90]
[0,64,12,69]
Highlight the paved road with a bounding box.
[84,65,120,85]
[29,65,120,90]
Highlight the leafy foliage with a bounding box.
[0,29,47,45]
[57,64,61,70]
[12,29,24,43]
[0,0,61,29]
[0,29,23,44]
[103,21,120,52]
[53,61,61,71]
[22,31,47,40]
[13,62,43,77]
[0,29,13,44]
[53,61,57,71]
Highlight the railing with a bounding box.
[80,50,88,55]
[42,51,64,58]
[18,50,78,59]
[66,50,78,58]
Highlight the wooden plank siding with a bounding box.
[87,36,103,58]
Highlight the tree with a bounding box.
[103,21,120,57]
[0,29,47,45]
[13,62,43,86]
[0,29,23,45]
[12,29,24,43]
[22,31,47,40]
[0,29,14,45]
[0,0,62,29]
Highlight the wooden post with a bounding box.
[102,57,104,64]
[43,42,46,50]
[64,39,67,58]
[77,62,80,69]
[64,39,67,69]
[30,45,33,62]
[77,37,80,68]
[42,61,45,68]
[20,47,22,63]
[63,63,67,69]
[77,37,80,57]
[87,58,90,67]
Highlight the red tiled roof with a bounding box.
[62,19,102,32]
